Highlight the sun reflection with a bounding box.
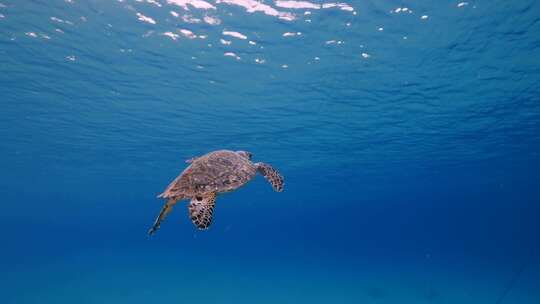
[275,1,320,10]
[224,52,241,60]
[136,12,156,24]
[283,32,301,37]
[223,31,247,40]
[167,0,216,10]
[216,0,296,20]
[179,29,197,39]
[10,0,383,68]
[163,31,179,40]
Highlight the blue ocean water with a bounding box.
[1,0,540,303]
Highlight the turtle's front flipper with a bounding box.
[148,199,178,236]
[255,162,284,192]
[188,192,217,230]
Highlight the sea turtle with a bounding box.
[148,150,284,235]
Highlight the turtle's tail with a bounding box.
[148,199,178,236]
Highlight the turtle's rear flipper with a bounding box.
[148,199,177,236]
[188,192,217,230]
[255,162,284,192]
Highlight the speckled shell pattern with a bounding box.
[158,150,257,200]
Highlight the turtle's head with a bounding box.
[236,150,252,160]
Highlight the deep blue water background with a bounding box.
[1,0,540,303]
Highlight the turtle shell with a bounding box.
[158,150,256,199]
